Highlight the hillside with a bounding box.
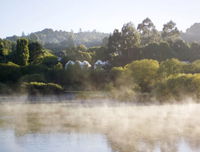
[6,29,109,51]
[181,23,200,43]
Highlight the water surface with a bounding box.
[0,129,113,152]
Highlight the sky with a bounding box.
[1,0,200,38]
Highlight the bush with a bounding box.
[125,59,159,92]
[19,74,45,82]
[0,62,21,83]
[158,58,185,77]
[23,82,64,95]
[155,74,200,101]
[20,64,48,75]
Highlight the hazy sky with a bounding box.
[1,0,200,38]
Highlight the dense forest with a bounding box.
[2,18,200,102]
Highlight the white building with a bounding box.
[94,60,109,69]
[65,60,75,69]
[65,60,91,70]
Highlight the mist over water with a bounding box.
[0,97,200,152]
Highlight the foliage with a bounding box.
[137,18,161,45]
[158,58,185,77]
[162,21,180,41]
[3,18,200,102]
[28,41,43,63]
[0,62,21,83]
[32,49,56,65]
[24,82,63,95]
[125,59,159,92]
[7,28,109,51]
[155,74,200,101]
[16,38,29,66]
[19,74,45,83]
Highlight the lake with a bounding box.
[0,101,200,152]
[0,129,113,152]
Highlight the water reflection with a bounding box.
[0,129,114,152]
[1,102,200,152]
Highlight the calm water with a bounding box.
[1,102,200,152]
[0,128,199,152]
[0,129,114,152]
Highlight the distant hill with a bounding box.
[6,28,109,51]
[181,23,200,43]
[6,23,200,51]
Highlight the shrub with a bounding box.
[125,59,159,92]
[19,74,45,82]
[0,62,21,83]
[23,82,63,95]
[155,74,200,101]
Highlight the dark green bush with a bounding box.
[0,62,21,83]
[23,82,64,95]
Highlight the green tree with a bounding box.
[155,74,200,101]
[28,41,43,63]
[137,18,161,45]
[16,38,30,66]
[77,44,87,51]
[162,21,180,41]
[108,29,122,56]
[0,42,9,62]
[158,58,185,77]
[125,59,159,92]
[170,39,190,60]
[121,22,140,56]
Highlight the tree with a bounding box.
[63,47,92,63]
[121,22,140,52]
[28,41,43,63]
[16,38,30,66]
[125,59,159,92]
[158,58,185,77]
[0,42,9,62]
[155,74,200,101]
[141,41,174,61]
[137,18,161,45]
[189,42,200,61]
[29,33,40,42]
[162,21,180,41]
[170,39,190,60]
[77,44,87,51]
[108,29,122,56]
[120,22,141,60]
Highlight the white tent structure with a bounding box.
[94,60,109,69]
[65,60,91,70]
[79,60,92,69]
[65,60,75,69]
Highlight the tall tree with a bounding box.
[121,22,140,57]
[28,41,43,63]
[0,42,8,62]
[0,40,11,63]
[162,21,180,41]
[108,29,122,56]
[16,38,30,66]
[137,18,161,45]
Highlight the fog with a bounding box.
[0,98,200,152]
